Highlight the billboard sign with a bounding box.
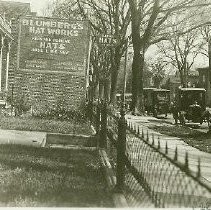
[18,16,89,73]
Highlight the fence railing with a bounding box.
[90,100,211,208]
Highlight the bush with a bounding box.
[10,94,31,116]
[32,100,52,119]
[32,98,89,123]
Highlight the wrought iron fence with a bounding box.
[124,125,211,207]
[90,101,211,208]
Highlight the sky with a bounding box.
[5,0,51,15]
[145,45,208,70]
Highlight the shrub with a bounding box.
[32,98,89,123]
[32,100,53,119]
[11,94,31,116]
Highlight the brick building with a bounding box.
[0,1,90,112]
[163,70,200,102]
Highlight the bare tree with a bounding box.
[52,0,211,108]
[128,0,211,113]
[79,0,131,103]
[158,27,203,87]
[147,58,167,88]
[53,0,131,103]
[52,0,83,19]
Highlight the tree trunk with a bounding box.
[94,81,99,100]
[110,47,121,103]
[179,69,185,88]
[136,53,144,113]
[130,50,144,113]
[130,52,138,111]
[99,80,104,99]
[129,1,143,113]
[104,78,110,102]
[93,81,98,100]
[183,67,187,87]
[110,0,121,104]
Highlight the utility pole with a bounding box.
[209,38,211,85]
[122,37,129,105]
[207,38,211,107]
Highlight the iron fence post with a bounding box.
[116,104,126,192]
[100,100,107,149]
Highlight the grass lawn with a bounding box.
[0,115,92,135]
[0,145,113,207]
[149,124,211,153]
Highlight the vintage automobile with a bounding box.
[116,93,132,110]
[174,88,207,125]
[143,88,156,114]
[143,88,170,117]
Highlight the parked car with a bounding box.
[143,88,156,114]
[144,88,170,117]
[116,93,132,110]
[174,88,207,125]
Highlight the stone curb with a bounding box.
[47,132,92,138]
[40,134,47,147]
[45,132,97,148]
[99,149,128,208]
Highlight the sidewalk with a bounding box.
[0,129,46,147]
[126,114,211,184]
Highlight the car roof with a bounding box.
[116,93,132,96]
[179,88,206,91]
[153,88,170,92]
[143,88,156,90]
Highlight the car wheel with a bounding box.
[179,113,186,125]
[153,109,158,118]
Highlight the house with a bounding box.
[162,70,200,102]
[197,67,211,106]
[162,74,181,101]
[0,0,32,102]
[0,1,31,20]
[0,12,13,105]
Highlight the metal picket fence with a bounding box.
[90,101,211,208]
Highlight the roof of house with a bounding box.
[197,67,209,72]
[163,74,181,84]
[162,69,199,86]
[0,1,31,20]
[179,88,206,91]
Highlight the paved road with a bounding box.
[125,114,211,184]
[0,129,46,147]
